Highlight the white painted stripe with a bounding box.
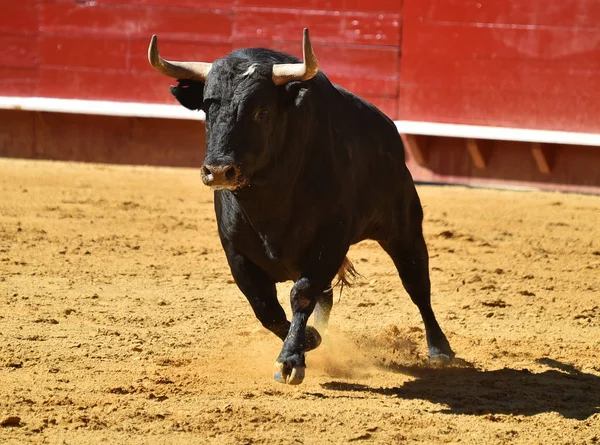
[2,96,599,147]
[394,120,600,147]
[0,96,206,121]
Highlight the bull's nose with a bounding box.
[201,164,240,188]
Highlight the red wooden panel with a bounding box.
[0,1,38,35]
[397,86,600,133]
[128,40,233,73]
[0,110,207,168]
[86,0,234,8]
[40,3,233,42]
[405,0,600,28]
[38,36,234,73]
[400,0,600,132]
[402,20,600,64]
[0,111,36,159]
[238,0,404,14]
[0,67,38,96]
[235,8,401,46]
[401,56,600,95]
[28,112,206,167]
[38,67,174,103]
[40,36,129,71]
[2,36,38,68]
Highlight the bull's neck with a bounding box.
[231,101,328,225]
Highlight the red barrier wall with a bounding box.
[3,1,600,132]
[398,1,600,132]
[1,0,403,118]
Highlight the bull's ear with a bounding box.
[283,81,310,108]
[170,79,205,111]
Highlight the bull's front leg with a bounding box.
[273,277,319,384]
[273,232,349,385]
[220,238,323,354]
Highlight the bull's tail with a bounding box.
[334,256,360,289]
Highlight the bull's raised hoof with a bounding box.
[273,362,305,385]
[304,326,322,352]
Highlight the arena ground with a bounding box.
[1,158,599,444]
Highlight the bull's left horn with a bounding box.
[272,28,319,85]
[148,35,212,82]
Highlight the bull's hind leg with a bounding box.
[379,235,454,361]
[378,197,454,362]
[313,288,333,335]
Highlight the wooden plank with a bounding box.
[38,68,173,104]
[401,134,429,166]
[0,110,36,159]
[39,3,233,42]
[0,1,38,35]
[401,20,600,64]
[2,36,38,68]
[531,142,555,174]
[30,111,206,167]
[89,0,235,8]
[397,86,600,134]
[0,67,38,97]
[465,138,490,169]
[405,0,600,28]
[237,0,404,13]
[400,56,600,94]
[234,8,401,46]
[39,36,234,74]
[40,36,129,71]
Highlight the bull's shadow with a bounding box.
[321,358,600,420]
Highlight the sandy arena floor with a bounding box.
[1,158,599,444]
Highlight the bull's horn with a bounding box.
[148,35,212,81]
[272,28,319,85]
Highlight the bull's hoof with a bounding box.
[428,346,455,366]
[305,326,322,352]
[273,361,305,385]
[429,353,452,363]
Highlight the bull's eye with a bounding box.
[254,107,268,122]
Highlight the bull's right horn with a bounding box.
[272,28,319,85]
[148,35,212,82]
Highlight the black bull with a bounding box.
[148,29,455,384]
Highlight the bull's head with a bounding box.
[148,29,319,191]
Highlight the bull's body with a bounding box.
[150,30,455,384]
[214,68,410,282]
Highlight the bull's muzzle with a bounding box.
[201,164,242,190]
